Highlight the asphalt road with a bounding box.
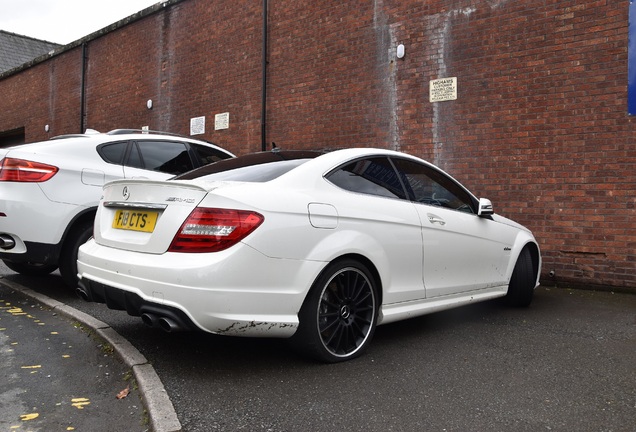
[1,262,635,432]
[0,284,147,431]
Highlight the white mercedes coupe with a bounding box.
[77,148,541,362]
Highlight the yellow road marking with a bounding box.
[20,413,39,421]
[71,398,90,409]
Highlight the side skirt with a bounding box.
[378,285,508,325]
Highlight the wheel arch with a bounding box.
[314,253,384,306]
[61,207,97,248]
[523,241,541,285]
[507,239,541,286]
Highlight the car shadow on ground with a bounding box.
[4,267,546,368]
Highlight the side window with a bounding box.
[135,141,194,175]
[98,142,128,164]
[391,158,476,214]
[190,144,232,166]
[326,157,407,199]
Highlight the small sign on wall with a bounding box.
[429,77,457,102]
[215,112,230,130]
[190,116,205,136]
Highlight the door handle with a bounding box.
[427,213,446,226]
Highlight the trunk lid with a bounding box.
[95,179,211,253]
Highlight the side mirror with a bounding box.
[478,198,494,216]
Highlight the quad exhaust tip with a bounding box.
[76,284,91,302]
[141,312,184,332]
[74,280,191,332]
[158,317,181,333]
[141,313,159,328]
[0,234,15,250]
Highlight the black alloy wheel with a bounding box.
[293,259,378,363]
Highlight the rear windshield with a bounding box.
[173,150,322,183]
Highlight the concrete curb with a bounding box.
[0,278,181,432]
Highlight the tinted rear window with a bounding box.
[136,141,193,174]
[99,142,127,164]
[174,150,322,182]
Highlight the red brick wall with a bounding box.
[1,49,83,139]
[79,0,264,156]
[0,0,634,291]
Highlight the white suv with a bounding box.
[0,129,234,288]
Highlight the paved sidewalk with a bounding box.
[0,278,180,432]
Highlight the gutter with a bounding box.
[80,43,87,133]
[261,0,268,151]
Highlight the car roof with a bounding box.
[2,129,233,156]
[177,147,446,185]
[292,147,432,173]
[281,148,478,201]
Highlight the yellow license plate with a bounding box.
[112,209,159,233]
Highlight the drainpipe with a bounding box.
[261,0,268,151]
[80,42,87,133]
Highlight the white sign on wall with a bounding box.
[429,77,457,102]
[215,112,230,130]
[190,116,205,136]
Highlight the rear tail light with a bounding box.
[0,158,59,182]
[168,208,264,253]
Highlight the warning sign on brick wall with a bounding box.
[429,77,457,102]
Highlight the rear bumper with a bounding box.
[77,239,326,338]
[0,239,61,265]
[77,278,198,332]
[0,182,75,247]
[0,181,77,265]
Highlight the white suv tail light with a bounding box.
[168,208,264,253]
[0,158,59,182]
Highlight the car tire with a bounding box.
[3,260,58,276]
[505,247,535,307]
[292,258,378,363]
[59,221,93,289]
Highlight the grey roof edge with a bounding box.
[0,0,186,81]
[0,31,61,73]
[0,29,61,47]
